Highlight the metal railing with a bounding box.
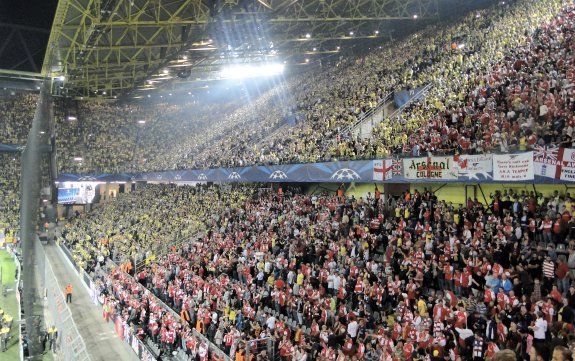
[104,256,232,361]
[35,236,90,361]
[133,227,206,274]
[386,83,432,123]
[57,241,170,361]
[343,91,394,136]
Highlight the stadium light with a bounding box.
[67,116,77,121]
[220,63,285,79]
[137,120,146,124]
[57,75,65,81]
[73,157,83,161]
[349,31,354,36]
[413,14,418,19]
[374,30,379,35]
[305,33,311,38]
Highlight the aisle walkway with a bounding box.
[43,243,139,361]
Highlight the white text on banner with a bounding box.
[534,146,563,179]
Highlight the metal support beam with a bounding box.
[42,0,442,98]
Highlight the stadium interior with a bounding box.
[2,0,575,360]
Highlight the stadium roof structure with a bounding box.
[40,0,495,100]
[40,0,444,99]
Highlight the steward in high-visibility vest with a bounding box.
[65,284,73,303]
[0,326,9,352]
[196,319,205,333]
[47,326,58,352]
[181,309,191,325]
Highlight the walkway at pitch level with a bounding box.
[43,243,139,361]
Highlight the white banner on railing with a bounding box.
[403,156,458,180]
[534,146,575,181]
[373,159,393,181]
[493,152,534,181]
[455,154,493,180]
[534,146,563,179]
[560,148,575,181]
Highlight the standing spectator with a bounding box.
[65,283,73,303]
[556,259,570,296]
[543,256,556,292]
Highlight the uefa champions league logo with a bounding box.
[78,176,97,181]
[228,172,241,180]
[330,168,361,181]
[269,170,288,180]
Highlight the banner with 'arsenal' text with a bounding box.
[403,156,458,180]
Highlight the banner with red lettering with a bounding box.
[534,146,563,179]
[403,156,458,180]
[493,152,534,181]
[373,159,393,181]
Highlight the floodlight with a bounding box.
[220,63,285,79]
[305,33,311,38]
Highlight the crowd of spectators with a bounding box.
[49,0,570,174]
[0,93,37,235]
[358,0,574,157]
[58,182,575,361]
[0,1,569,176]
[58,183,247,272]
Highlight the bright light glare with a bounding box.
[220,63,285,79]
[458,43,465,49]
[67,116,77,121]
[137,120,146,124]
[58,75,65,81]
[305,33,311,38]
[73,157,83,161]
